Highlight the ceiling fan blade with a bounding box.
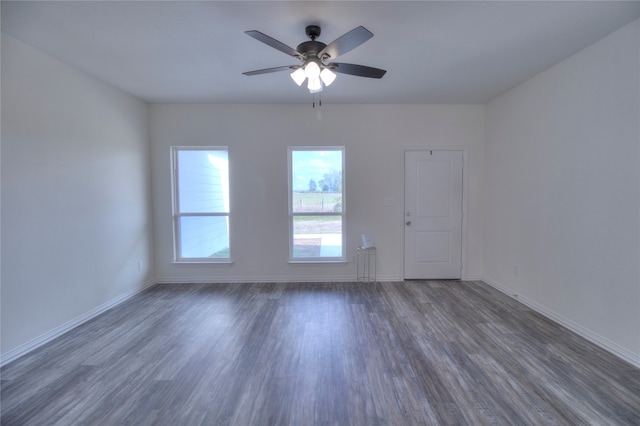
[328,63,386,79]
[245,30,302,59]
[243,65,298,76]
[319,26,373,60]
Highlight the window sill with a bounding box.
[288,260,349,265]
[173,260,234,266]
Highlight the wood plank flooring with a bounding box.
[2,281,639,425]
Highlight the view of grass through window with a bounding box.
[290,149,344,259]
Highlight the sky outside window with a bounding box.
[292,150,343,192]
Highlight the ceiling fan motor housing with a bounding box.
[296,41,327,58]
[298,25,329,60]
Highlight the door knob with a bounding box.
[406,221,412,226]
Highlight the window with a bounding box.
[288,147,345,262]
[172,147,230,262]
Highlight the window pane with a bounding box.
[293,215,342,258]
[178,150,229,213]
[179,216,230,259]
[291,150,342,213]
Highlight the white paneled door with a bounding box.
[404,150,463,279]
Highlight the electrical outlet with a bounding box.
[513,264,519,276]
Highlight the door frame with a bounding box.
[401,147,469,280]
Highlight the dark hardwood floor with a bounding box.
[2,281,639,425]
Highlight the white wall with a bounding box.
[1,34,154,359]
[484,19,640,364]
[150,104,484,283]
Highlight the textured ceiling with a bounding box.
[2,1,639,104]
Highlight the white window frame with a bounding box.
[171,146,232,264]
[288,146,346,263]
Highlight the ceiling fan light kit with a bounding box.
[290,62,336,92]
[307,77,322,93]
[290,68,306,86]
[320,68,337,86]
[243,25,386,98]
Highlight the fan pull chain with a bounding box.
[312,92,322,108]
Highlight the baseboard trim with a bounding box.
[153,275,485,285]
[154,275,403,284]
[465,274,483,281]
[0,279,155,367]
[482,276,640,369]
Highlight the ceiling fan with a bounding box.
[243,25,386,94]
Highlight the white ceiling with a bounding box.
[2,1,639,104]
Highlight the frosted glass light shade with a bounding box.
[320,68,336,86]
[307,78,322,93]
[290,68,306,86]
[304,61,321,80]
